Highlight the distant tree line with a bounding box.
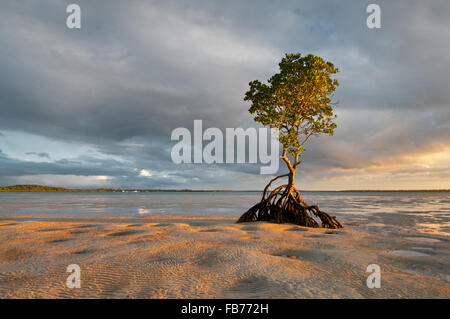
[0,185,118,192]
[0,185,236,192]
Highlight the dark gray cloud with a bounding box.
[26,152,51,159]
[0,0,449,189]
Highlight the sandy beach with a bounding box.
[0,215,448,298]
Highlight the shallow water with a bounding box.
[0,192,449,298]
[0,191,449,236]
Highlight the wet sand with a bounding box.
[0,215,448,298]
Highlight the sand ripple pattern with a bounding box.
[0,217,449,298]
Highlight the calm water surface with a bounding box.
[1,191,449,236]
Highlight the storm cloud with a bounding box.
[0,0,449,190]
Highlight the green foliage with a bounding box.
[245,53,339,163]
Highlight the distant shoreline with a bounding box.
[0,185,235,193]
[0,185,449,193]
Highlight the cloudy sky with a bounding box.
[0,0,449,190]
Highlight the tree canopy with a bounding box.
[244,53,339,172]
[237,53,343,228]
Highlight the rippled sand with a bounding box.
[0,216,448,298]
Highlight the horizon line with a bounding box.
[1,184,450,193]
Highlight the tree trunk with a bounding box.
[288,171,295,189]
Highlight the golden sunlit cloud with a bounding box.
[303,145,450,190]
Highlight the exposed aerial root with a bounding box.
[237,176,342,229]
